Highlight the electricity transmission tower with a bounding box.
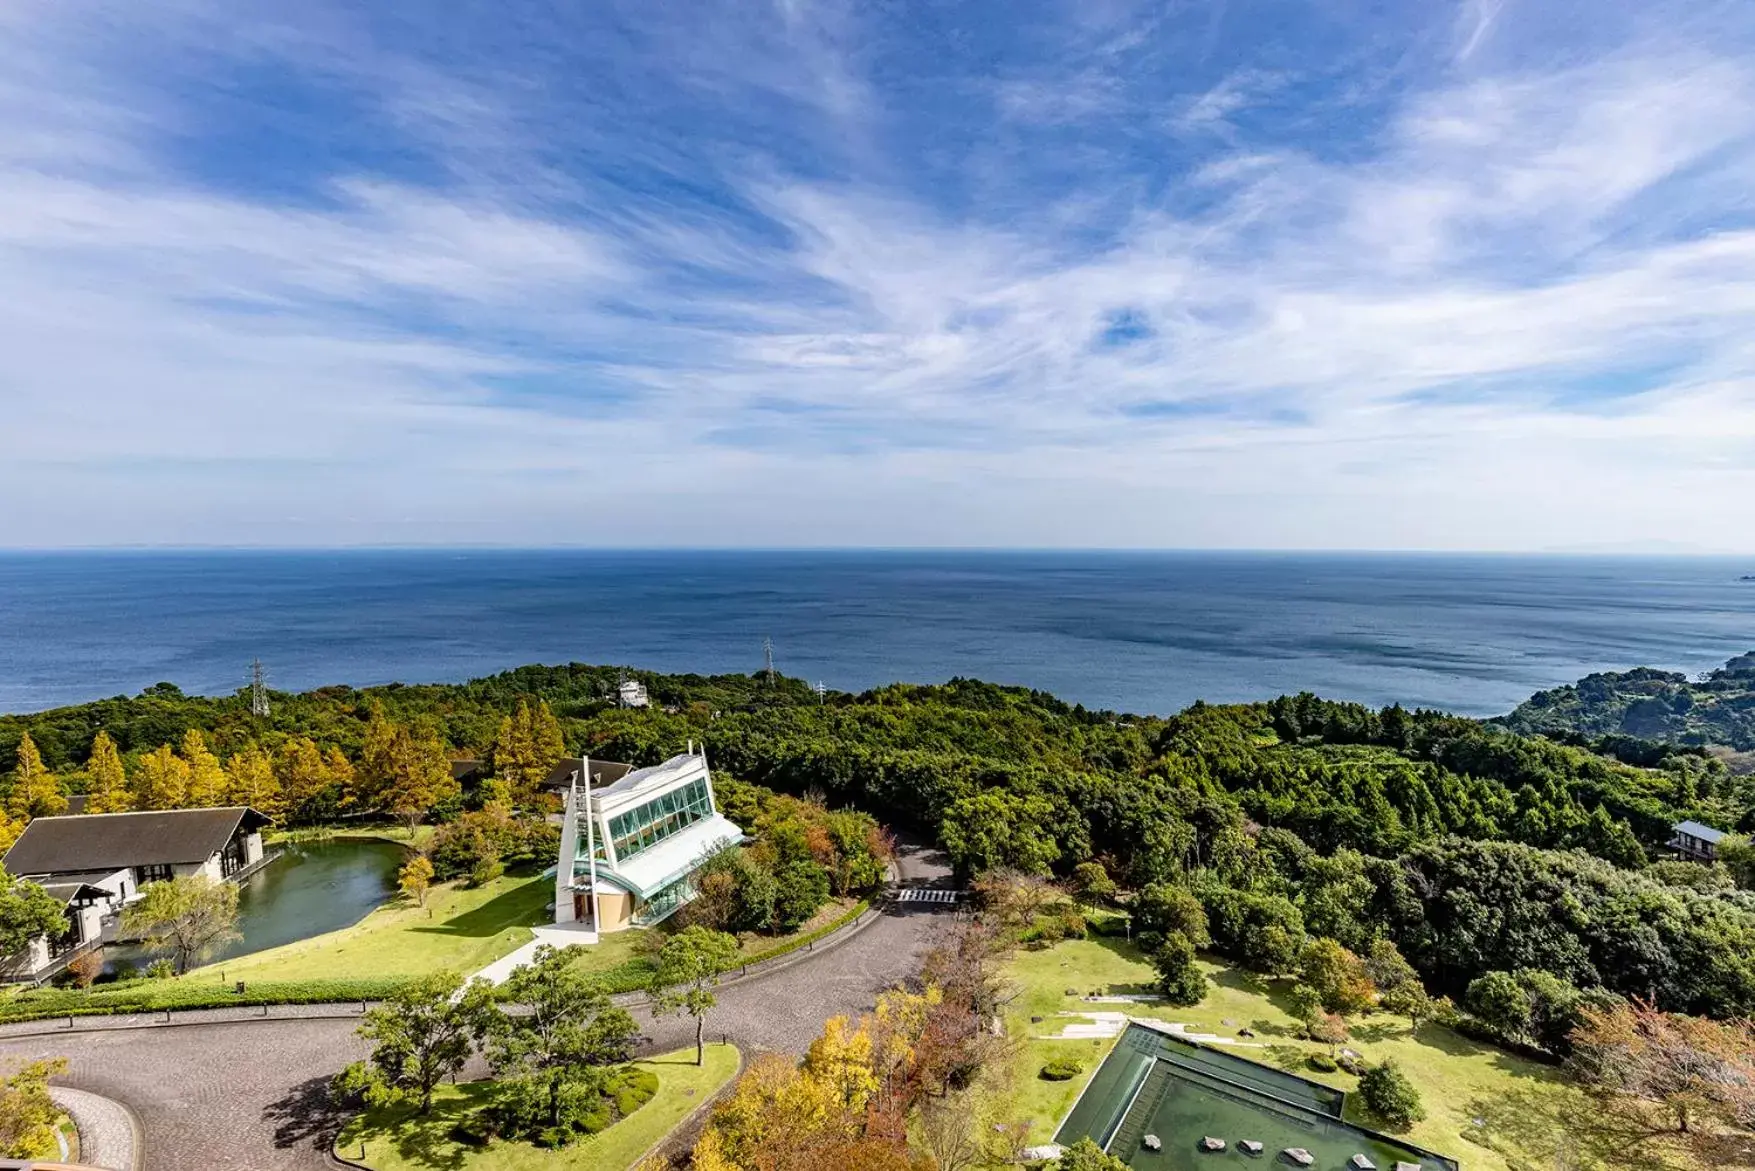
[814,681,827,705]
[762,637,776,686]
[249,659,270,717]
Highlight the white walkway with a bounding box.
[470,922,600,986]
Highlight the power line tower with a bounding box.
[762,637,775,686]
[814,680,826,705]
[249,659,270,717]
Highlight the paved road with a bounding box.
[0,841,955,1170]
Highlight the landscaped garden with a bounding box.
[1002,936,1719,1171]
[334,1043,739,1171]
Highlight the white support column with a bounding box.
[583,755,599,934]
[555,777,580,924]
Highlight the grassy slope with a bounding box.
[334,1042,740,1171]
[184,870,554,984]
[1003,938,1711,1171]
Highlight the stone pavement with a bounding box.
[0,839,957,1169]
[50,1085,139,1171]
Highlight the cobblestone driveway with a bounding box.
[0,842,955,1170]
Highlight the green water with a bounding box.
[1058,1025,1455,1171]
[109,837,404,971]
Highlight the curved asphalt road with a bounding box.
[0,841,955,1170]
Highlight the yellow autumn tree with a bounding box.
[5,732,66,821]
[132,744,190,810]
[276,738,330,824]
[491,699,567,800]
[805,1015,879,1114]
[224,744,284,820]
[693,1016,919,1171]
[84,731,131,814]
[0,810,25,856]
[180,730,227,808]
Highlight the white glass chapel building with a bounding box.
[553,747,744,932]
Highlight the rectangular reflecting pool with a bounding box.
[1054,1023,1457,1171]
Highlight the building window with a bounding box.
[605,778,716,865]
[135,863,173,885]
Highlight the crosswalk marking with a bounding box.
[896,887,965,904]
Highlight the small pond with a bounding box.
[108,837,405,972]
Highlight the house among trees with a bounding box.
[2,807,273,909]
[1668,819,1726,861]
[551,748,743,933]
[0,807,272,983]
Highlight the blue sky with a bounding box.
[3,0,1755,550]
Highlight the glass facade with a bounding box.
[633,873,696,925]
[603,776,715,864]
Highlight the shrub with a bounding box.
[1150,932,1208,1007]
[145,959,176,980]
[1359,1061,1425,1129]
[1040,1058,1084,1081]
[1306,1053,1338,1072]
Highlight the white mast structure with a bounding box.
[582,754,599,934]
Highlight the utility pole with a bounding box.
[249,659,270,717]
[763,637,775,686]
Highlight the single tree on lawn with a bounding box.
[489,944,639,1132]
[0,872,69,975]
[121,875,239,974]
[1358,1061,1425,1129]
[357,971,498,1115]
[1149,931,1208,1007]
[651,925,740,1066]
[1568,998,1755,1135]
[398,854,435,908]
[1309,1011,1350,1057]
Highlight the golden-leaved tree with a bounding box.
[224,743,284,820]
[132,744,190,811]
[691,1014,936,1171]
[180,730,227,808]
[5,733,66,821]
[85,731,131,814]
[491,699,567,802]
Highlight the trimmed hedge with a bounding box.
[1040,1058,1084,1081]
[0,976,410,1023]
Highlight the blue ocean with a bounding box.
[0,550,1751,717]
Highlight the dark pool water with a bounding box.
[109,837,405,972]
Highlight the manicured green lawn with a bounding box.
[184,870,552,984]
[334,1043,741,1171]
[1002,938,1712,1171]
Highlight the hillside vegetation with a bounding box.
[1503,651,1755,752]
[7,663,1755,1018]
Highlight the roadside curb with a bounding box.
[50,1085,143,1171]
[0,1004,371,1040]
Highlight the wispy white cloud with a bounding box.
[2,0,1754,549]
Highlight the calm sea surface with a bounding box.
[0,550,1751,716]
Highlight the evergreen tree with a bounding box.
[85,731,131,814]
[180,729,227,808]
[1150,931,1209,1007]
[131,744,189,811]
[5,733,65,821]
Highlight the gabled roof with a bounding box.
[2,808,271,878]
[1673,820,1727,844]
[544,757,635,790]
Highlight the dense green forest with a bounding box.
[6,662,1755,1019]
[1502,650,1755,750]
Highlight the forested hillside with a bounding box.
[1503,650,1755,750]
[7,663,1755,1017]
